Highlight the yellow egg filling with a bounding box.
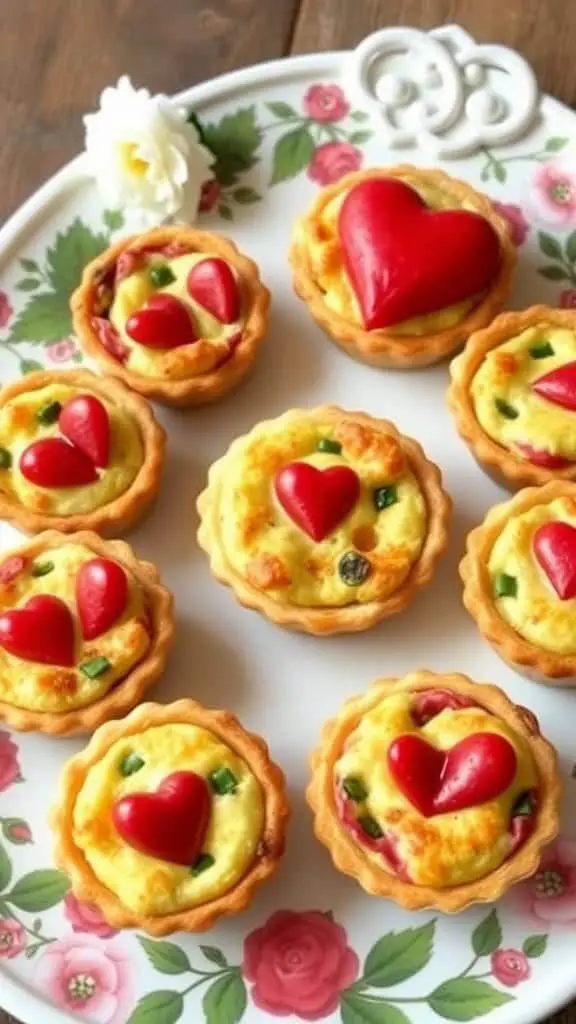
[73,723,264,916]
[0,543,149,713]
[0,383,143,516]
[335,692,537,888]
[489,496,576,654]
[218,416,427,607]
[472,325,576,461]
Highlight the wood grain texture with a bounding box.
[0,1,575,1023]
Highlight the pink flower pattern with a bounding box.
[0,918,26,959]
[307,142,362,186]
[0,291,13,329]
[527,159,576,226]
[559,288,576,308]
[0,729,21,791]
[303,84,350,123]
[510,838,576,927]
[492,201,530,246]
[46,337,78,363]
[34,935,133,1024]
[63,893,119,940]
[491,948,531,987]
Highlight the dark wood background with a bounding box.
[0,2,573,1022]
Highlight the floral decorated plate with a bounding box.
[2,22,576,1024]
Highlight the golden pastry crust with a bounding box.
[0,369,165,535]
[449,306,576,489]
[197,406,452,635]
[306,670,560,912]
[0,530,174,734]
[52,699,289,935]
[461,481,576,683]
[290,166,515,369]
[71,226,270,407]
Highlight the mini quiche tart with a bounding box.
[461,480,576,683]
[52,699,289,935]
[289,166,515,369]
[71,226,270,406]
[449,306,576,489]
[307,670,560,912]
[197,406,451,634]
[0,369,165,535]
[0,530,173,734]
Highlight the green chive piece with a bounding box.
[191,852,215,876]
[338,551,371,587]
[373,485,398,510]
[494,573,518,598]
[149,264,176,288]
[209,766,238,795]
[317,438,342,455]
[31,560,54,578]
[80,656,111,679]
[343,776,368,802]
[36,400,62,425]
[119,752,145,777]
[0,447,12,470]
[358,815,383,840]
[495,398,519,419]
[530,342,554,359]
[512,792,534,818]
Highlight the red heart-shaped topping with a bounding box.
[76,558,129,641]
[59,395,110,468]
[275,461,360,541]
[0,595,75,667]
[533,522,576,599]
[532,360,576,409]
[338,179,501,329]
[126,294,197,349]
[514,442,571,469]
[20,438,98,487]
[187,258,240,324]
[387,732,517,817]
[113,771,211,865]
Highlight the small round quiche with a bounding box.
[461,481,576,683]
[0,369,165,535]
[290,166,515,369]
[449,307,576,489]
[0,531,173,734]
[307,671,560,912]
[197,406,451,634]
[52,699,289,935]
[71,226,270,406]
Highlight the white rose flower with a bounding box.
[83,75,215,225]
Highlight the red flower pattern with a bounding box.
[0,291,13,329]
[559,289,576,309]
[492,201,530,246]
[0,918,26,959]
[307,142,362,186]
[63,893,119,939]
[0,729,21,791]
[491,948,531,987]
[303,84,350,123]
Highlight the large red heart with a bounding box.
[275,461,360,541]
[534,522,576,599]
[59,395,110,468]
[532,360,576,410]
[387,732,517,817]
[77,558,129,641]
[338,178,501,329]
[126,294,197,349]
[0,595,75,667]
[187,258,240,324]
[113,771,211,865]
[20,438,98,487]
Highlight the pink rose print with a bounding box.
[511,838,576,927]
[35,935,133,1024]
[46,337,78,363]
[0,918,26,959]
[559,289,576,308]
[527,159,576,226]
[0,291,13,329]
[491,948,531,987]
[199,179,222,212]
[304,84,350,123]
[243,909,359,1020]
[308,142,362,186]
[3,819,32,844]
[492,201,530,246]
[63,893,119,940]
[0,729,21,791]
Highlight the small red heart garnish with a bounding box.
[275,461,360,541]
[76,558,129,641]
[0,595,75,666]
[514,442,571,469]
[20,438,98,487]
[411,689,477,727]
[532,361,576,409]
[533,521,576,599]
[126,294,197,349]
[338,178,501,329]
[186,258,240,324]
[113,771,211,865]
[387,732,517,817]
[59,395,110,468]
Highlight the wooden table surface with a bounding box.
[0,1,574,1022]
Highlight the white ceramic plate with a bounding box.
[1,24,576,1024]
